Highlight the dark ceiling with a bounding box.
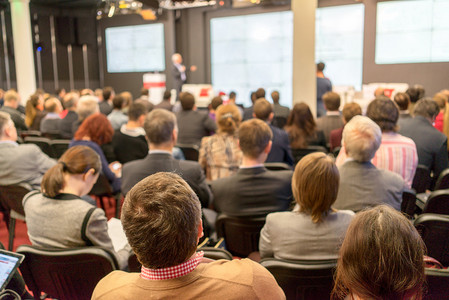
[30,0,101,8]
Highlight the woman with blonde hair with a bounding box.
[259,152,354,260]
[199,104,243,180]
[23,146,130,269]
[25,93,46,130]
[332,205,425,300]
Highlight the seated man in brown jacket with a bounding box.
[92,172,285,300]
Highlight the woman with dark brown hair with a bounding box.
[332,205,425,300]
[259,152,354,260]
[284,102,326,149]
[70,113,121,192]
[23,146,130,269]
[25,93,46,130]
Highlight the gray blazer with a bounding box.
[259,210,355,260]
[0,142,56,189]
[176,110,216,147]
[316,114,344,146]
[333,160,404,212]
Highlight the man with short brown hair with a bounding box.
[316,91,344,147]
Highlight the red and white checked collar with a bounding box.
[140,251,204,280]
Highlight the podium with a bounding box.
[143,73,166,105]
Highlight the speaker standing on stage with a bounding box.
[171,53,197,96]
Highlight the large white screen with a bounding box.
[211,11,293,108]
[105,24,165,73]
[315,4,365,90]
[376,0,449,64]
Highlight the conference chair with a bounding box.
[414,213,449,267]
[260,258,337,300]
[17,245,118,300]
[50,139,71,158]
[24,136,55,158]
[433,168,449,191]
[215,214,266,257]
[412,164,431,194]
[401,188,417,218]
[424,268,449,300]
[19,130,41,139]
[291,146,328,165]
[176,143,200,161]
[422,189,449,215]
[264,162,293,171]
[89,174,121,219]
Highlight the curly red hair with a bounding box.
[74,113,113,145]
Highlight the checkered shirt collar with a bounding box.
[140,251,204,280]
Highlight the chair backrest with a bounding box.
[401,188,417,218]
[215,214,266,257]
[424,268,449,300]
[423,189,449,215]
[24,136,55,158]
[0,185,30,216]
[17,245,118,300]
[433,168,449,191]
[260,258,337,300]
[50,139,71,159]
[413,164,431,193]
[264,162,292,171]
[89,173,113,197]
[414,214,449,267]
[176,144,200,161]
[292,146,328,164]
[20,130,41,139]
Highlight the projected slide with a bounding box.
[105,23,165,73]
[316,4,365,90]
[376,0,449,64]
[211,11,293,108]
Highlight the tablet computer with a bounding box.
[0,249,24,291]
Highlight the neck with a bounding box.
[126,120,141,129]
[241,155,265,167]
[317,71,324,78]
[149,142,173,153]
[59,175,83,197]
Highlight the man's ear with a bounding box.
[264,140,273,154]
[197,219,204,241]
[172,128,178,144]
[268,112,274,122]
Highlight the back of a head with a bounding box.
[406,87,421,103]
[134,99,154,114]
[216,104,241,134]
[144,108,176,145]
[271,91,280,104]
[342,103,362,123]
[210,96,223,111]
[25,94,41,126]
[394,92,411,111]
[121,172,201,269]
[76,95,100,121]
[41,145,101,198]
[141,88,149,97]
[128,102,149,122]
[286,102,316,134]
[120,91,133,107]
[317,62,325,72]
[229,91,236,100]
[44,97,61,113]
[112,95,125,110]
[238,118,273,159]
[4,90,18,105]
[102,86,114,101]
[0,112,12,139]
[433,93,448,110]
[343,116,381,163]
[63,92,79,110]
[253,98,273,121]
[293,152,339,223]
[413,97,440,119]
[255,88,266,100]
[332,205,425,300]
[323,92,341,111]
[163,90,171,101]
[74,113,113,145]
[366,98,399,132]
[180,92,195,111]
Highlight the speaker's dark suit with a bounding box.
[211,167,293,217]
[121,152,212,208]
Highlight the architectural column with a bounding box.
[10,0,36,103]
[291,0,317,115]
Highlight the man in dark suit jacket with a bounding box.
[398,98,449,181]
[0,90,27,132]
[253,98,293,166]
[121,108,212,208]
[59,93,79,139]
[99,87,114,116]
[316,92,344,147]
[211,119,293,217]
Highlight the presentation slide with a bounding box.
[376,0,449,64]
[105,23,165,73]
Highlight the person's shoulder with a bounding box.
[379,168,404,186]
[18,143,44,154]
[178,159,203,171]
[123,156,148,171]
[201,258,271,283]
[92,271,140,299]
[265,169,293,181]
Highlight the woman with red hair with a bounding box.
[70,113,121,192]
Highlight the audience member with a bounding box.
[228,91,243,117]
[176,92,216,147]
[271,91,290,122]
[0,90,27,132]
[94,88,103,102]
[0,112,55,189]
[259,152,354,260]
[71,113,121,192]
[40,97,63,137]
[373,87,385,97]
[199,104,242,181]
[72,95,99,135]
[211,119,293,217]
[119,91,133,115]
[139,88,149,102]
[23,146,131,270]
[25,94,46,131]
[253,98,293,165]
[394,92,412,120]
[59,92,79,139]
[242,90,260,121]
[333,116,404,212]
[92,172,284,299]
[406,85,425,115]
[332,205,425,300]
[107,95,128,130]
[100,86,114,116]
[285,102,326,149]
[433,92,447,132]
[208,96,223,122]
[55,88,66,102]
[398,98,449,181]
[336,98,418,188]
[316,92,344,146]
[121,109,212,207]
[80,88,94,96]
[316,62,332,117]
[0,88,4,107]
[155,90,173,111]
[112,102,149,164]
[329,102,361,151]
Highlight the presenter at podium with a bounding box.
[171,53,197,97]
